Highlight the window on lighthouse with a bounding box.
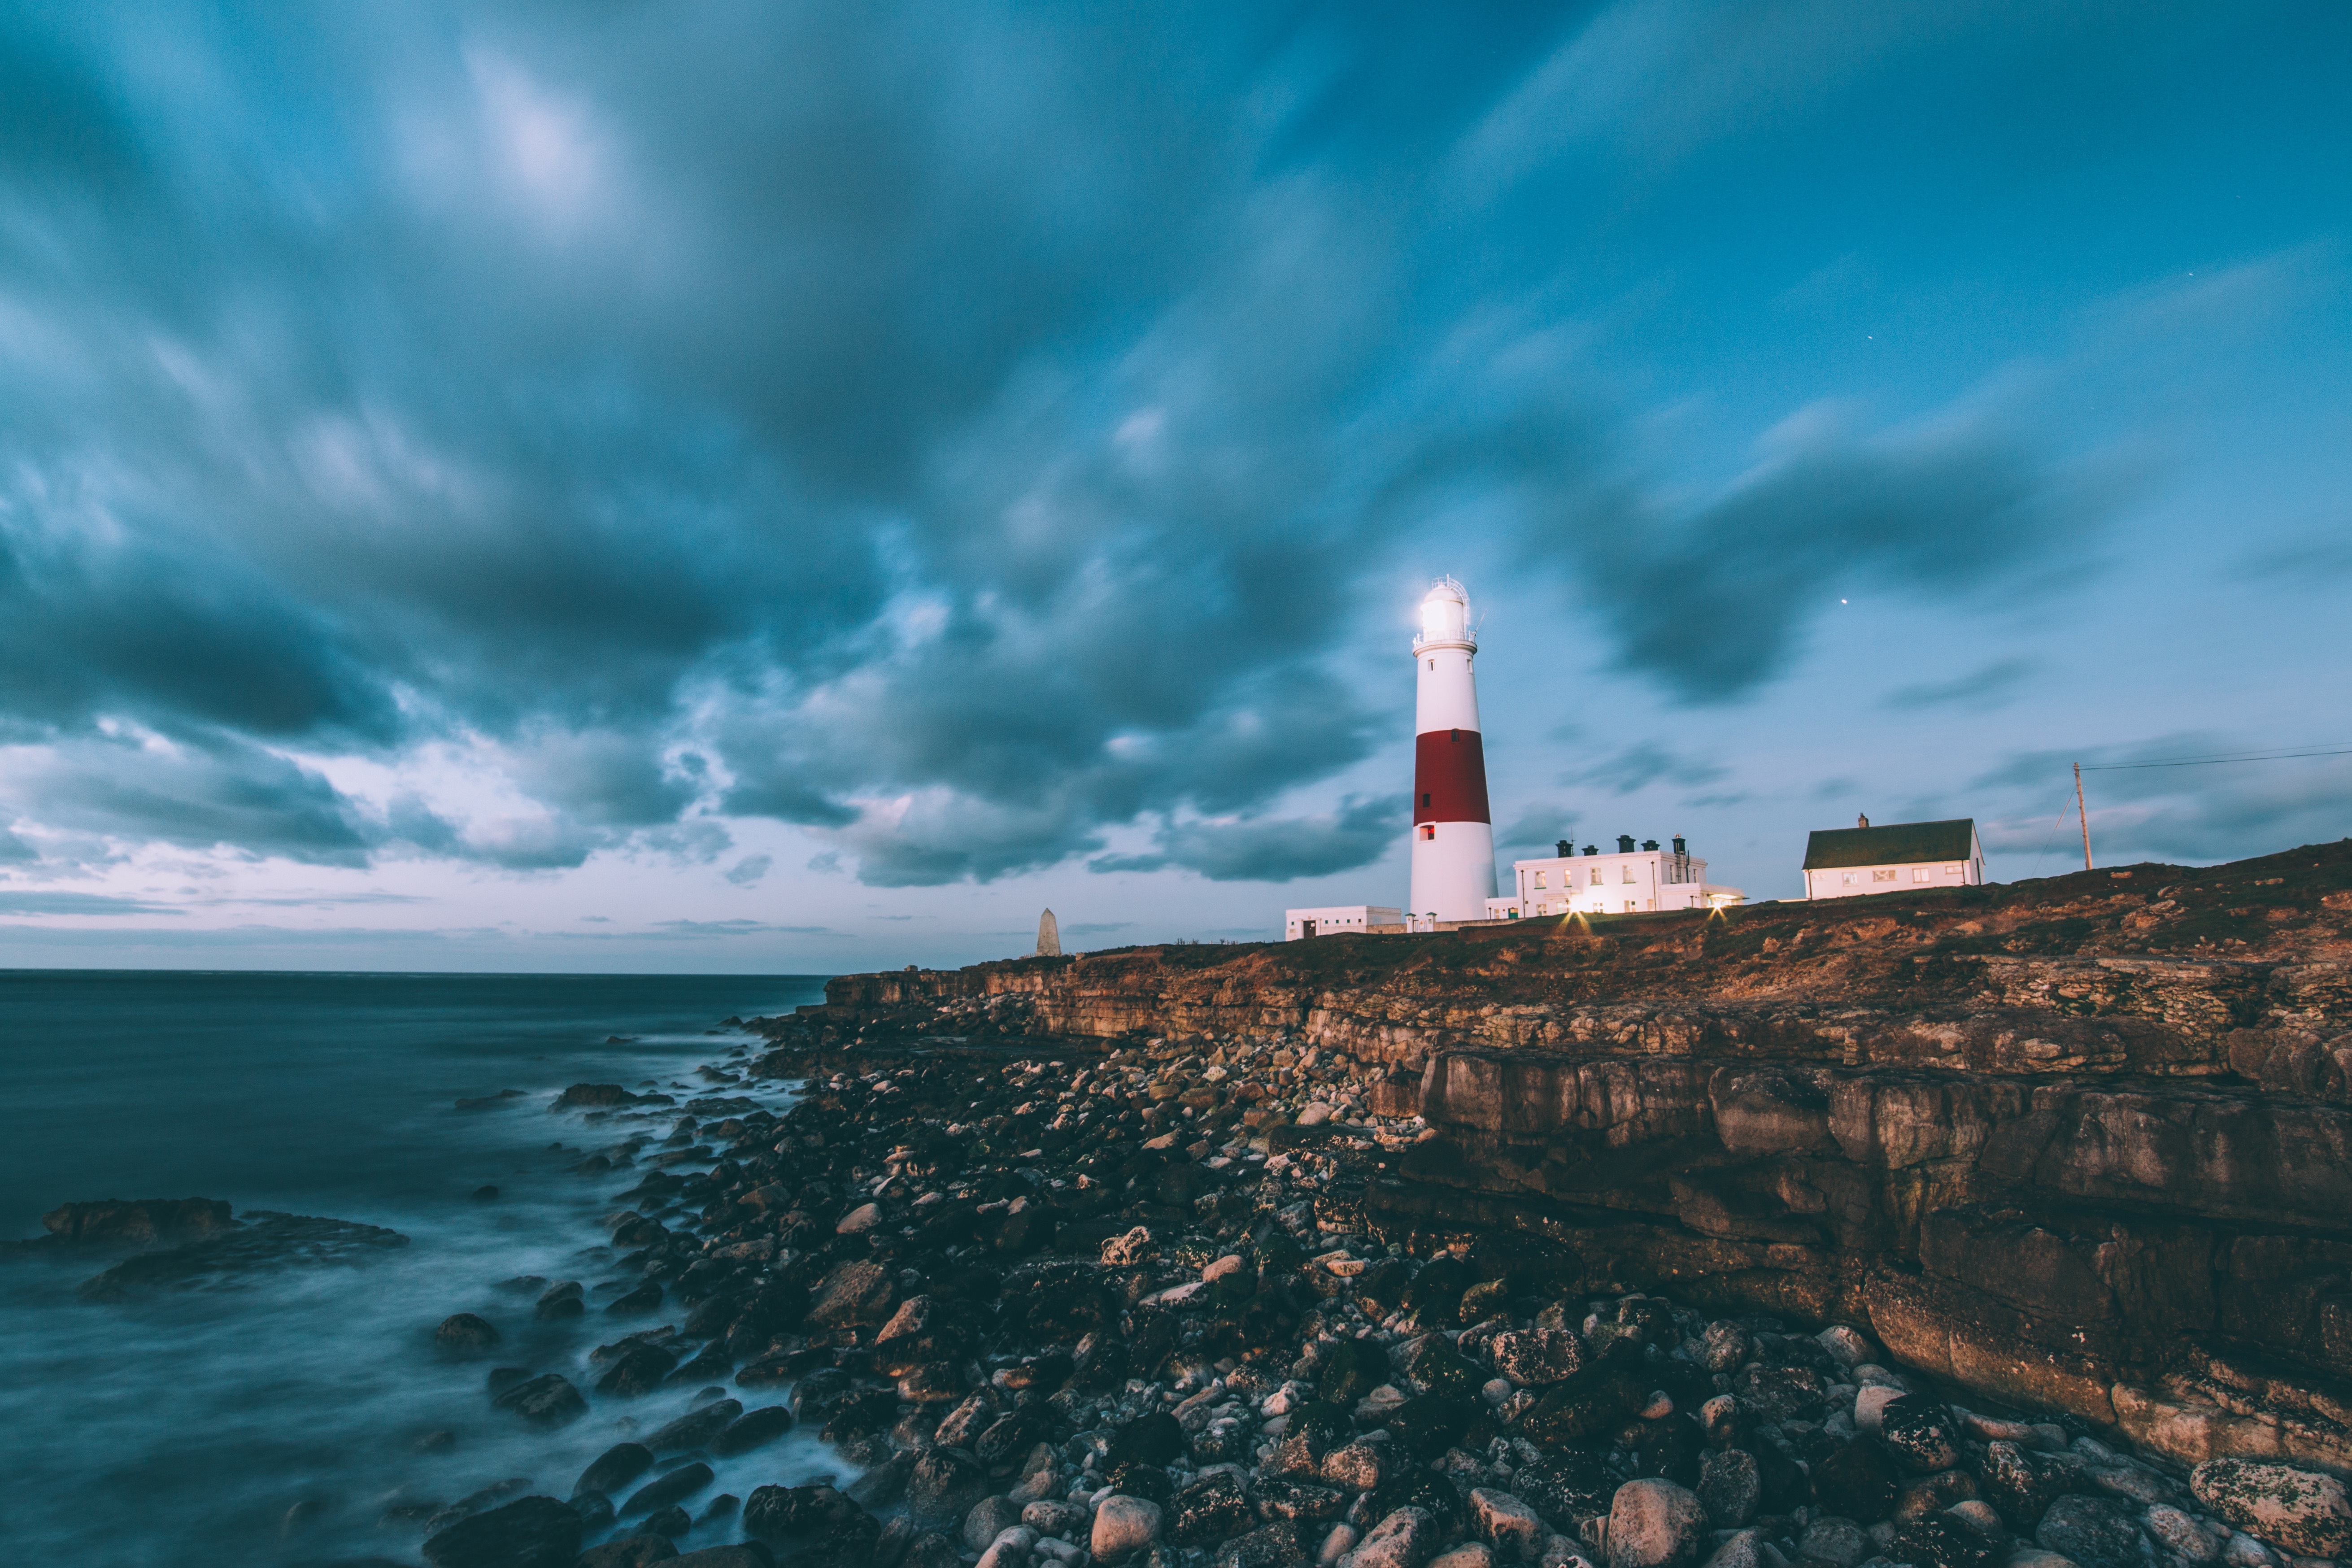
[1419,825,1435,841]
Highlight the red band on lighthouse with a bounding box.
[1412,729,1490,825]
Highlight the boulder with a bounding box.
[1343,1507,1442,1568]
[2035,1496,2149,1568]
[1604,1480,1706,1568]
[435,1312,501,1352]
[806,1260,898,1329]
[712,1405,795,1456]
[1093,1495,1166,1561]
[1219,1523,1312,1568]
[40,1197,232,1245]
[1490,1330,1588,1388]
[2191,1460,2352,1560]
[1470,1489,1548,1562]
[1879,1397,1961,1473]
[576,1442,655,1498]
[1695,1449,1760,1529]
[1812,1442,1900,1523]
[1172,1471,1254,1546]
[905,1448,988,1520]
[490,1372,586,1427]
[622,1463,714,1519]
[419,1495,582,1568]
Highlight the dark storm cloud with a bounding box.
[1496,805,1579,850]
[1565,742,1725,797]
[0,4,2112,886]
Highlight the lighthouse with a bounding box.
[1410,577,1496,922]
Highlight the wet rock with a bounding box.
[1696,1450,1760,1528]
[743,1481,878,1561]
[1974,1442,2068,1532]
[554,1083,633,1109]
[2035,1496,2149,1568]
[1471,1490,1549,1562]
[1343,1507,1441,1568]
[1886,1515,1998,1568]
[577,1442,655,1498]
[491,1372,587,1427]
[646,1399,741,1454]
[1095,1495,1167,1561]
[668,1550,773,1568]
[1387,1392,1473,1458]
[1797,1517,1869,1567]
[436,1312,501,1352]
[1511,1451,1620,1530]
[577,1536,680,1567]
[1520,1366,1649,1448]
[807,1260,899,1330]
[571,1490,616,1532]
[1878,1398,1960,1473]
[1259,1479,1351,1524]
[2191,1461,2352,1560]
[1024,1500,1089,1539]
[711,1405,795,1456]
[607,1279,665,1316]
[598,1343,681,1398]
[40,1196,233,1246]
[964,1496,1025,1552]
[906,1448,989,1521]
[1812,1442,1901,1524]
[1220,1523,1311,1568]
[75,1210,409,1298]
[1730,1367,1825,1425]
[1605,1481,1706,1568]
[1323,1444,1389,1492]
[1173,1472,1255,1546]
[420,1495,583,1568]
[1398,1336,1484,1401]
[1111,1410,1188,1468]
[2143,1504,2221,1566]
[622,1463,715,1519]
[1428,1545,1494,1568]
[1490,1331,1588,1388]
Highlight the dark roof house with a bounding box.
[1803,817,1978,871]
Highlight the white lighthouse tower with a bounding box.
[1410,577,1497,922]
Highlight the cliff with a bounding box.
[776,840,2352,1477]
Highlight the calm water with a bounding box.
[0,970,836,1566]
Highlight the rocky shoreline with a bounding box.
[226,1011,2347,1568]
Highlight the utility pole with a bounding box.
[2074,762,2093,871]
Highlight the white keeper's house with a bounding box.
[1801,815,1985,899]
[1490,834,1745,918]
[1282,906,1403,940]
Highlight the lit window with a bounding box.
[1873,868,1897,883]
[1533,871,1547,889]
[1419,824,1435,841]
[1624,900,1637,911]
[1945,865,1962,875]
[1589,867,1602,885]
[1621,867,1635,883]
[1912,867,1930,882]
[1841,872,1859,886]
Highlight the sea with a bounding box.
[0,968,839,1567]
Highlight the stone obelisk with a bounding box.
[1034,908,1061,957]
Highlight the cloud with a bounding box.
[723,854,772,886]
[1089,796,1394,883]
[648,918,829,936]
[1881,658,2038,712]
[1564,742,1725,797]
[1496,804,1580,849]
[0,890,182,916]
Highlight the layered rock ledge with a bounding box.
[763,842,2352,1477]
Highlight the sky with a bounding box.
[0,1,2347,973]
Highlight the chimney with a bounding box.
[1672,835,1686,855]
[1581,844,1596,856]
[1555,839,1572,858]
[1641,839,1659,852]
[1857,814,1870,829]
[1616,834,1635,853]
